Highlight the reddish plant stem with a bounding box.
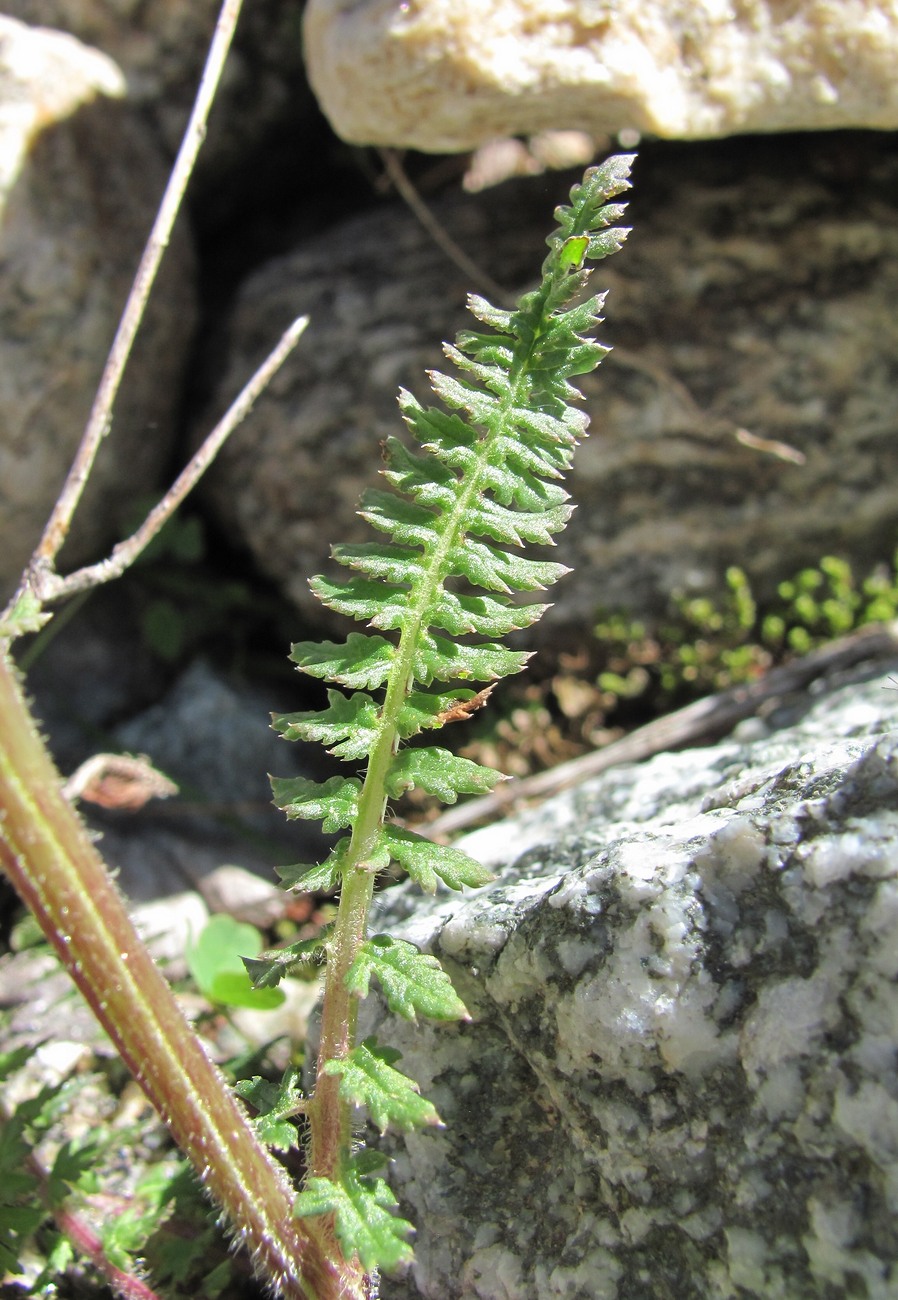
[55,1203,161,1300]
[0,651,366,1300]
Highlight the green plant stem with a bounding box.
[0,652,365,1300]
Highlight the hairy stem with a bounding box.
[0,652,364,1300]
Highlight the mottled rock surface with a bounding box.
[363,663,898,1298]
[0,17,196,599]
[201,133,898,648]
[303,0,898,150]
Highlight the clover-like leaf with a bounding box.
[185,915,285,1010]
[346,936,469,1022]
[325,1038,441,1133]
[294,1150,414,1273]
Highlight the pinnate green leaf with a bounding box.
[466,496,573,546]
[0,590,53,640]
[386,745,502,803]
[309,575,411,630]
[294,1150,414,1273]
[332,540,426,584]
[381,437,458,509]
[382,823,495,893]
[243,933,327,988]
[430,588,545,638]
[325,1038,441,1133]
[274,689,381,760]
[271,774,361,832]
[234,1069,304,1150]
[465,293,514,332]
[347,935,469,1021]
[447,537,569,593]
[415,633,531,685]
[358,489,441,547]
[289,633,395,690]
[275,856,341,894]
[396,686,490,737]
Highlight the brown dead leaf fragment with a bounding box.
[63,753,178,811]
[436,685,496,724]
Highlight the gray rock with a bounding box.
[362,663,898,1298]
[200,134,898,649]
[0,17,196,600]
[94,660,335,901]
[198,862,288,928]
[303,0,898,149]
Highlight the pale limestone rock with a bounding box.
[303,0,898,150]
[0,17,196,598]
[3,0,219,110]
[0,20,125,191]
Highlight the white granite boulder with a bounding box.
[303,0,898,151]
[361,663,898,1297]
[7,0,321,194]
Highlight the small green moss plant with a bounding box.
[0,154,633,1297]
[596,549,898,708]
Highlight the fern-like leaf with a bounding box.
[272,154,635,1275]
[324,1039,441,1133]
[294,1150,414,1273]
[233,1070,305,1151]
[381,824,494,892]
[347,936,470,1022]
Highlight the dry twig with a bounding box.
[4,0,252,621]
[25,315,308,605]
[422,621,898,839]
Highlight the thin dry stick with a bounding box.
[422,620,898,838]
[379,148,510,305]
[32,315,308,604]
[24,0,244,593]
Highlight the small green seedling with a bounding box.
[187,915,286,1011]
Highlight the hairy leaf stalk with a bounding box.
[265,156,635,1276]
[0,651,365,1300]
